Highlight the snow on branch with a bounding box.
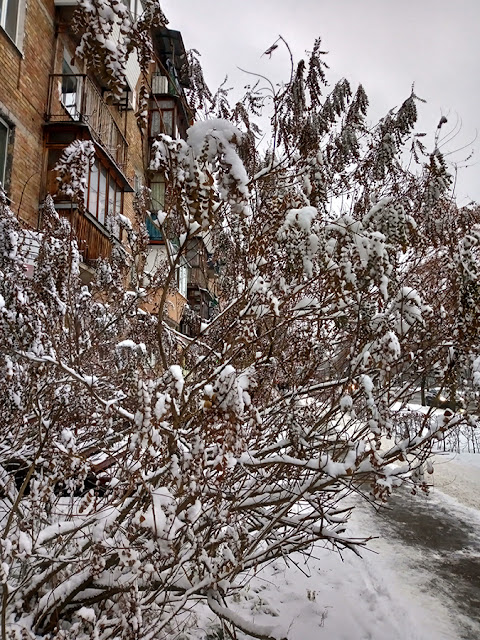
[0,27,477,640]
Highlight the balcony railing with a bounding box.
[46,74,128,171]
[58,206,113,264]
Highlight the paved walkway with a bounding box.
[374,485,480,639]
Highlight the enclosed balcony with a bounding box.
[45,74,128,171]
[44,152,129,266]
[57,206,115,264]
[151,28,191,90]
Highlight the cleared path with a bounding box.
[374,476,480,640]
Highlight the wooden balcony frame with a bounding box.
[45,74,128,172]
[54,203,121,265]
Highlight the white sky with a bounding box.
[162,0,480,204]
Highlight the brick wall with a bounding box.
[1,2,185,326]
[0,0,55,228]
[0,0,148,229]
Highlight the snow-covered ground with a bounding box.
[193,447,480,639]
[431,451,480,511]
[220,526,457,640]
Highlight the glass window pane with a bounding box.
[150,111,160,136]
[158,99,174,110]
[88,161,99,217]
[150,178,165,210]
[115,185,122,216]
[112,185,122,239]
[98,166,107,224]
[161,110,173,136]
[108,179,115,217]
[134,173,143,193]
[46,148,63,196]
[5,0,19,41]
[177,263,188,298]
[61,58,78,119]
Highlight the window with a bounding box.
[85,159,123,236]
[0,0,19,42]
[150,173,165,210]
[0,116,9,189]
[177,259,189,299]
[88,161,99,217]
[98,165,107,225]
[121,0,143,19]
[108,180,115,219]
[45,143,124,243]
[150,99,176,138]
[146,173,165,242]
[134,173,143,194]
[47,152,124,235]
[61,56,80,120]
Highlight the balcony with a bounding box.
[188,265,210,290]
[55,205,114,264]
[46,74,128,171]
[151,28,191,89]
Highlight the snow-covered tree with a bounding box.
[1,10,479,640]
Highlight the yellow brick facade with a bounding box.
[1,2,189,327]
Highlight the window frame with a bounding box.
[0,116,9,189]
[149,173,165,211]
[0,114,12,193]
[176,258,189,299]
[149,98,177,139]
[146,172,165,242]
[0,0,25,47]
[60,56,81,120]
[121,0,143,19]
[85,158,124,237]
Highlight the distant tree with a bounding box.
[1,9,480,640]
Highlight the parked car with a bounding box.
[425,388,465,411]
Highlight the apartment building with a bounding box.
[1,0,135,233]
[0,0,218,331]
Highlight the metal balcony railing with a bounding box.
[46,74,128,171]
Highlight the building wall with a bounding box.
[0,0,56,227]
[1,3,191,329]
[143,244,188,327]
[0,0,149,228]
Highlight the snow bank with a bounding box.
[432,451,480,510]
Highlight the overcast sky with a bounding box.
[162,0,480,204]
